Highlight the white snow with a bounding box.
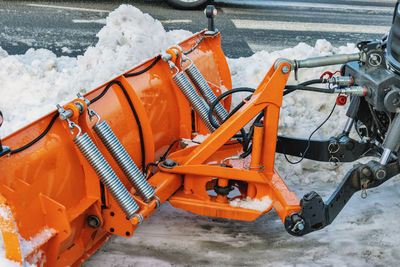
[19,227,55,260]
[230,196,273,212]
[0,4,192,137]
[0,3,399,267]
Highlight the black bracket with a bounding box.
[276,134,374,163]
[284,160,399,236]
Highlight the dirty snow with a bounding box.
[0,4,399,267]
[230,196,273,212]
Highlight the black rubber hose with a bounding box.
[91,81,147,171]
[124,56,161,78]
[284,78,326,95]
[285,85,334,94]
[10,113,59,154]
[208,87,256,129]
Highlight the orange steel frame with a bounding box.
[0,30,300,266]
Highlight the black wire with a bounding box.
[10,113,59,154]
[284,79,326,96]
[183,36,205,55]
[284,85,334,94]
[367,102,385,140]
[144,162,159,178]
[284,101,337,164]
[123,56,161,78]
[90,81,115,104]
[208,87,256,129]
[88,81,147,171]
[160,139,182,162]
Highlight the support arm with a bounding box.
[284,159,400,236]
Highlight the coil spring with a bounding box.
[173,71,218,132]
[185,63,228,123]
[93,120,155,202]
[74,133,139,219]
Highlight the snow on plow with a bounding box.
[1,2,400,266]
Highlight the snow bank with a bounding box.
[0,4,192,137]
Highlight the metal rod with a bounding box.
[296,53,360,69]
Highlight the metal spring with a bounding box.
[185,63,228,123]
[74,132,139,219]
[93,120,155,202]
[173,71,217,132]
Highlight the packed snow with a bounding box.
[230,196,273,212]
[0,4,400,267]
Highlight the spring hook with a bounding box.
[88,107,101,125]
[67,119,82,137]
[93,117,155,202]
[168,60,180,75]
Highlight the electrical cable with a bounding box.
[284,85,334,94]
[123,56,161,78]
[184,36,205,55]
[284,101,337,164]
[367,102,385,141]
[10,113,59,155]
[284,79,326,96]
[92,81,147,171]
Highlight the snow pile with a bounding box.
[230,196,272,212]
[0,4,192,137]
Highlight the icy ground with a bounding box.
[0,4,400,266]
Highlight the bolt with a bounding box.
[282,65,290,74]
[375,169,387,180]
[361,167,372,177]
[87,215,101,228]
[297,222,305,231]
[161,159,178,169]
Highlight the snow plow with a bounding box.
[1,3,400,266]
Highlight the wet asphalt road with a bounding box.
[0,0,396,58]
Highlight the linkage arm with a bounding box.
[284,160,400,236]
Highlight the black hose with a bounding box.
[85,81,147,171]
[10,113,59,154]
[124,56,161,78]
[284,78,326,96]
[208,87,256,129]
[284,102,337,164]
[284,85,334,94]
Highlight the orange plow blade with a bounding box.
[0,31,300,266]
